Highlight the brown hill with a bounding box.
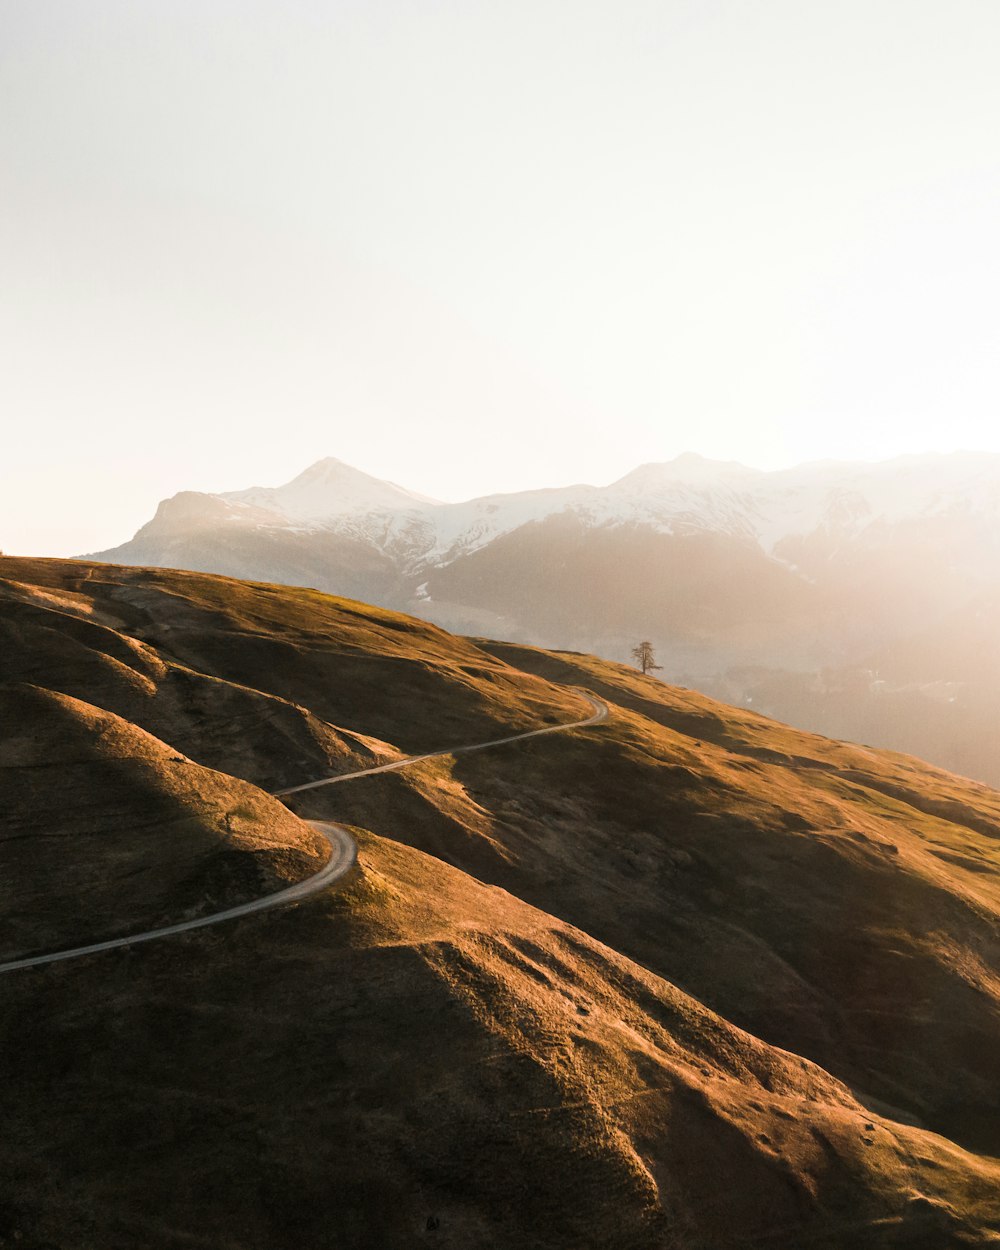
[4,828,1000,1249]
[0,558,583,789]
[318,638,1000,1156]
[3,557,1000,1247]
[0,682,328,961]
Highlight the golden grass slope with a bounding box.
[3,829,1000,1249]
[0,557,585,760]
[3,558,1000,1247]
[1,568,396,791]
[306,640,1000,1159]
[0,682,328,960]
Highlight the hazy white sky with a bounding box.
[2,0,999,555]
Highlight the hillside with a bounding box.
[0,557,584,786]
[0,682,328,961]
[305,638,1000,1158]
[3,557,1000,1247]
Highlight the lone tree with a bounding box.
[631,640,662,676]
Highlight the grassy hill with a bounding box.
[3,557,1000,1247]
[0,681,328,961]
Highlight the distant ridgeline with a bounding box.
[88,451,1000,787]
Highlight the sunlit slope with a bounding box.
[4,829,999,1250]
[0,557,586,788]
[312,639,1000,1157]
[480,638,1000,823]
[0,683,328,960]
[1,567,394,791]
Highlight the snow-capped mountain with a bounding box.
[221,457,440,525]
[104,450,1000,577]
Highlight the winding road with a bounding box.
[0,691,607,974]
[273,690,608,796]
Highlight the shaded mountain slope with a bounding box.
[427,514,827,665]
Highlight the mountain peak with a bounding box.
[611,454,758,491]
[287,456,441,504]
[223,457,440,523]
[289,456,371,484]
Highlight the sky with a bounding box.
[2,0,999,556]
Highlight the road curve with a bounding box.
[0,690,608,974]
[274,691,608,797]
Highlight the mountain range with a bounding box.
[89,451,1000,785]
